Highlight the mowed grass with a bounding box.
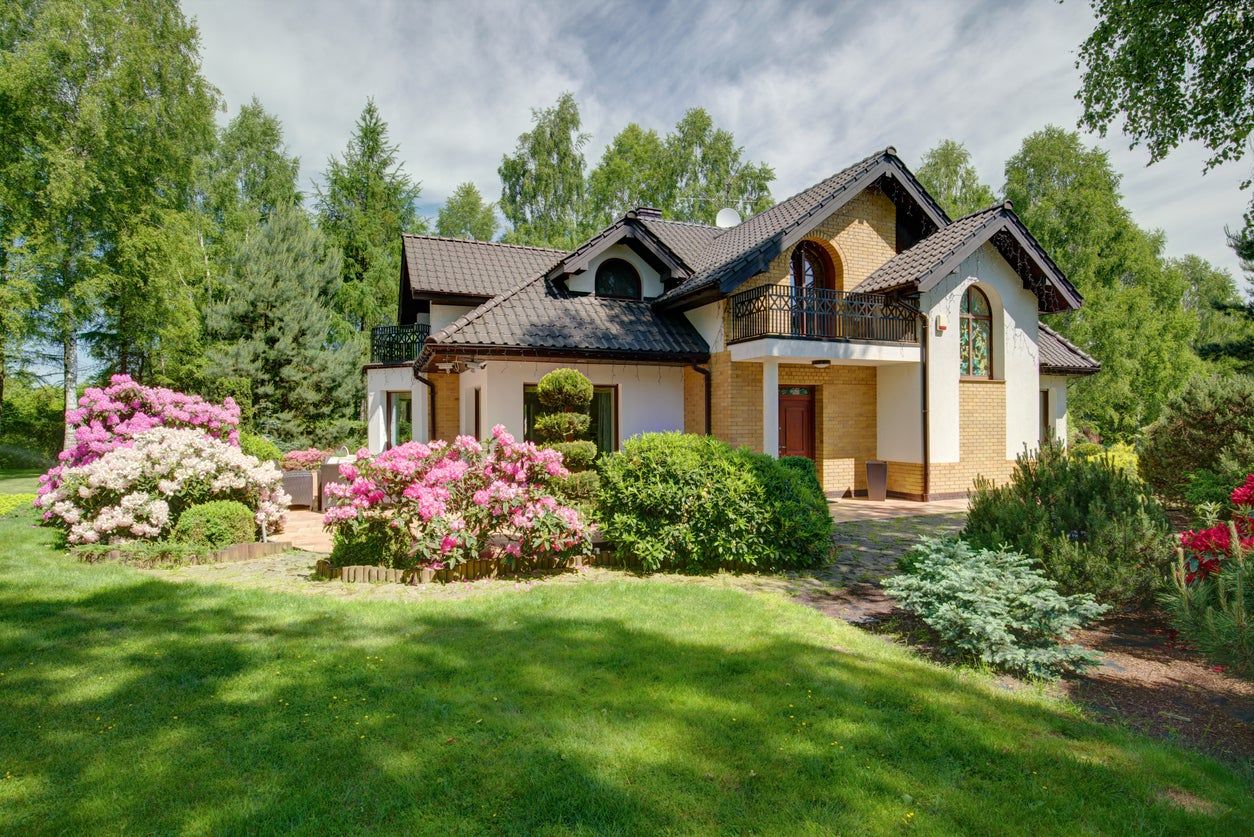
[0,467,40,494]
[0,511,1250,835]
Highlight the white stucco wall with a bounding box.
[430,303,476,335]
[565,244,665,299]
[876,363,923,462]
[364,365,429,453]
[1040,374,1069,445]
[683,301,725,353]
[467,359,684,445]
[921,242,1041,463]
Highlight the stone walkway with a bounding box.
[279,508,332,553]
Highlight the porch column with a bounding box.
[411,379,430,443]
[762,359,779,458]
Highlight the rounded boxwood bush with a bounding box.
[536,368,593,413]
[239,432,282,464]
[596,433,832,573]
[171,500,257,549]
[550,440,597,471]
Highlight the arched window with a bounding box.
[960,286,993,378]
[595,258,642,300]
[788,240,832,291]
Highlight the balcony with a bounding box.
[728,285,920,345]
[370,322,430,364]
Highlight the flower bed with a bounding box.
[322,425,589,571]
[36,427,288,544]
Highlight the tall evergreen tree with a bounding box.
[915,140,998,218]
[436,182,498,241]
[0,0,218,447]
[1197,227,1254,373]
[316,99,423,333]
[499,92,589,249]
[1004,126,1201,438]
[664,108,774,224]
[205,205,359,447]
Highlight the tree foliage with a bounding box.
[1076,0,1253,174]
[204,205,359,447]
[316,99,423,332]
[915,140,997,218]
[664,108,774,224]
[1003,127,1201,438]
[436,182,498,241]
[586,123,670,228]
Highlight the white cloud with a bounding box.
[185,0,1250,277]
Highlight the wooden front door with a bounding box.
[778,386,815,459]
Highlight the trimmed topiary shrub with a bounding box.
[239,432,282,464]
[533,368,599,510]
[536,368,594,412]
[964,440,1172,607]
[171,500,257,549]
[884,537,1107,679]
[596,433,832,573]
[1140,374,1254,509]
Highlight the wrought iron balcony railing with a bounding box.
[728,285,920,345]
[370,322,430,364]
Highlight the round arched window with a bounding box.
[788,241,833,291]
[595,258,642,300]
[960,286,993,378]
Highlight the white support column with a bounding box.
[762,359,779,458]
[411,379,429,443]
[366,385,387,454]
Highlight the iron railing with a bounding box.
[728,285,919,344]
[370,322,430,364]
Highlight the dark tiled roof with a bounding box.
[1039,323,1100,375]
[402,234,564,298]
[421,272,708,363]
[637,217,720,269]
[662,148,943,306]
[855,206,1003,294]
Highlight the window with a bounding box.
[594,258,642,300]
[523,384,617,454]
[1040,389,1050,444]
[960,286,993,378]
[386,391,412,449]
[788,240,832,291]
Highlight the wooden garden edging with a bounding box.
[316,548,617,585]
[92,540,292,565]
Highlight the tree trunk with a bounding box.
[63,328,78,450]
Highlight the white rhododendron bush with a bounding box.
[36,427,289,545]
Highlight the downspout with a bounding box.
[690,363,712,435]
[919,313,931,501]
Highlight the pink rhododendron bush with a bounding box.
[322,425,590,570]
[36,427,288,545]
[280,447,329,471]
[39,374,240,497]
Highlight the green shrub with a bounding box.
[328,519,406,569]
[1163,532,1254,676]
[1139,374,1254,509]
[596,433,832,573]
[534,412,590,441]
[884,538,1107,678]
[239,432,281,463]
[778,456,823,498]
[1069,441,1103,458]
[552,469,600,511]
[0,446,50,470]
[1080,441,1137,475]
[207,376,254,430]
[0,494,36,516]
[549,440,597,471]
[536,368,593,412]
[964,440,1172,607]
[171,500,257,549]
[74,541,212,567]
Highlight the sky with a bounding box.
[185,0,1250,278]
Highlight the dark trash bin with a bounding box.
[282,469,314,508]
[866,459,887,502]
[318,462,347,512]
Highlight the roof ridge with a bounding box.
[401,232,568,255]
[1038,323,1100,365]
[643,216,719,230]
[425,269,551,345]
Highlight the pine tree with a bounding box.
[436,182,497,241]
[204,205,360,447]
[316,99,423,332]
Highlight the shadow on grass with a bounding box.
[0,521,1249,833]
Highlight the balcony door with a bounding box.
[778,386,815,459]
[789,241,835,338]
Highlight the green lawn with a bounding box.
[0,511,1249,834]
[0,468,40,494]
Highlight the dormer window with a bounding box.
[595,258,642,300]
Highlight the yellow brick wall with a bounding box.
[683,366,708,434]
[885,461,925,499]
[929,380,1015,497]
[429,372,460,442]
[708,351,877,497]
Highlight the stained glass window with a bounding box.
[960,286,993,378]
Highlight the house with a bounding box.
[363,147,1099,500]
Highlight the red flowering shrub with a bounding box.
[322,425,590,571]
[1178,474,1254,583]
